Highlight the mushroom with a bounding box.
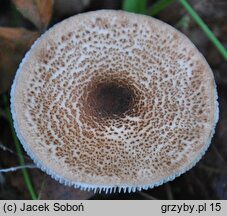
[11,10,219,193]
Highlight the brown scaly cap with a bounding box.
[11,10,219,193]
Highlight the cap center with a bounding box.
[88,82,135,118]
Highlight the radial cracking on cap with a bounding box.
[11,10,219,192]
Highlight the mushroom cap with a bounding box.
[11,10,219,193]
